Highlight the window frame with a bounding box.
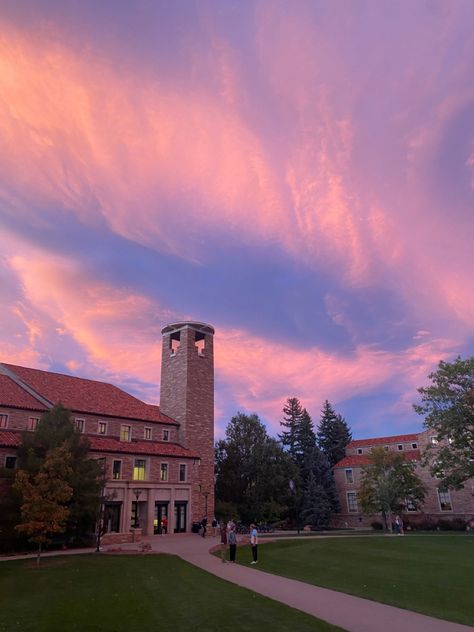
[160,462,169,482]
[179,463,187,482]
[345,468,354,484]
[112,459,122,480]
[347,491,358,513]
[120,425,131,442]
[98,421,108,435]
[144,426,152,441]
[28,417,40,431]
[162,429,170,441]
[357,448,363,455]
[0,413,9,429]
[411,442,418,449]
[74,418,85,433]
[133,458,147,481]
[437,489,453,512]
[397,444,403,451]
[4,455,17,469]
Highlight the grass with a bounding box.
[0,553,343,632]
[234,534,474,626]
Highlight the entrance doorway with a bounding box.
[104,502,121,533]
[154,502,169,534]
[174,502,187,533]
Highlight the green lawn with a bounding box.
[235,535,474,626]
[0,554,343,632]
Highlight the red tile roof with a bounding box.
[0,429,197,459]
[348,433,419,448]
[88,435,199,459]
[0,430,21,448]
[1,364,177,424]
[0,375,47,412]
[335,449,421,468]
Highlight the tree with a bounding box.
[317,401,352,467]
[13,444,73,566]
[358,447,426,531]
[279,397,306,460]
[414,356,474,489]
[301,446,339,528]
[215,413,295,524]
[17,403,102,542]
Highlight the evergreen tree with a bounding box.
[17,403,102,542]
[301,445,339,526]
[215,412,295,524]
[279,397,305,459]
[317,400,352,466]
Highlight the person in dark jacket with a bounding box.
[220,521,228,562]
[228,525,237,562]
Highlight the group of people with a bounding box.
[200,517,258,564]
[220,520,259,564]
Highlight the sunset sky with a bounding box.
[1,1,473,439]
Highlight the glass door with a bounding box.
[174,502,187,533]
[154,502,169,534]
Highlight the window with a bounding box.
[384,445,389,451]
[345,469,354,484]
[347,492,358,513]
[430,436,439,445]
[112,460,122,480]
[438,489,452,511]
[96,457,106,473]
[133,459,146,481]
[406,498,418,512]
[179,464,187,482]
[0,414,8,429]
[195,331,206,356]
[357,448,363,455]
[120,425,131,442]
[28,417,40,431]
[162,429,169,441]
[170,331,181,355]
[397,444,403,451]
[411,442,418,449]
[75,418,85,433]
[160,463,168,481]
[5,455,17,469]
[98,421,107,435]
[144,427,152,440]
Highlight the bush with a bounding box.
[437,518,466,531]
[371,521,384,530]
[417,518,437,531]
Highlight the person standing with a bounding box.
[220,521,228,563]
[211,517,218,537]
[201,516,208,538]
[250,523,258,564]
[228,525,237,563]
[161,515,168,535]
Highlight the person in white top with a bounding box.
[250,524,258,564]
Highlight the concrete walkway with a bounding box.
[117,533,473,632]
[2,534,473,632]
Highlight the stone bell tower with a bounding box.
[159,321,215,522]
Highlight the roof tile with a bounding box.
[0,375,47,412]
[335,449,421,468]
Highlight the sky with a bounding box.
[0,0,473,440]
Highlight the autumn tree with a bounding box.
[414,356,474,489]
[17,403,102,542]
[358,447,426,531]
[317,400,352,467]
[13,444,73,566]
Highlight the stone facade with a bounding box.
[0,321,216,538]
[160,322,215,523]
[333,430,474,528]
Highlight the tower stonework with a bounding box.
[160,322,215,523]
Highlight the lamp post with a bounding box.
[133,489,142,528]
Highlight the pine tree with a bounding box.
[279,397,305,459]
[317,400,352,466]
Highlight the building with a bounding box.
[0,321,215,542]
[333,430,473,528]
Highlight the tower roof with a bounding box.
[161,321,214,335]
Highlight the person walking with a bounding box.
[220,521,228,563]
[250,523,258,564]
[228,525,237,563]
[161,515,168,535]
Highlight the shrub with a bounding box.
[371,521,384,530]
[438,518,467,531]
[417,518,437,531]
